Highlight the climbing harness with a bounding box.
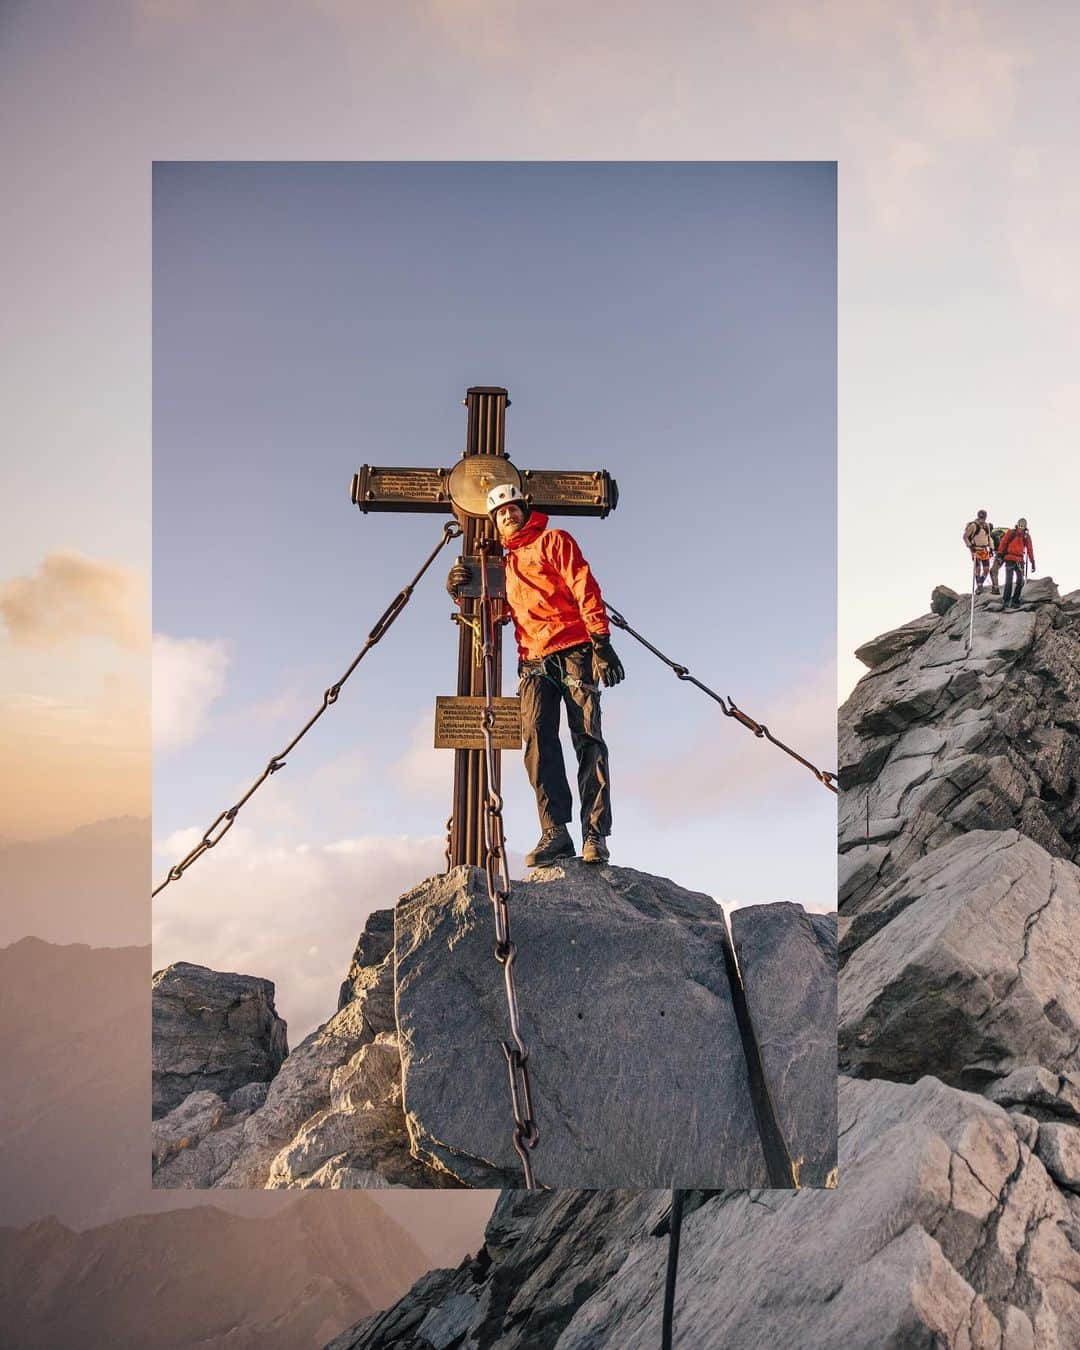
[605,605,838,794]
[151,521,463,897]
[661,1189,686,1350]
[477,541,541,1188]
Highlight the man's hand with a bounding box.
[446,561,470,598]
[591,634,625,687]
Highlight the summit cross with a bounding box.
[351,386,618,868]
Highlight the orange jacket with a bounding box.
[997,528,1035,567]
[501,513,610,661]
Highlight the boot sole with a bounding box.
[525,846,575,867]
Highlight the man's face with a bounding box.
[495,503,525,537]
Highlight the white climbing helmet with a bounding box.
[487,482,530,523]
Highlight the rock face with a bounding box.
[336,1077,1080,1350]
[839,577,1080,911]
[152,962,288,1119]
[154,865,836,1191]
[730,903,837,1187]
[394,865,828,1188]
[332,580,1080,1347]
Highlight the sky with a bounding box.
[150,162,836,1037]
[2,1,1078,1026]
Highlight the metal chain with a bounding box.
[151,521,463,898]
[606,605,838,794]
[477,541,540,1189]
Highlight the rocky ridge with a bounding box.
[333,578,1080,1348]
[153,863,836,1192]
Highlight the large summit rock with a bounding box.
[153,865,835,1191]
[394,864,833,1189]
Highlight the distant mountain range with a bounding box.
[0,816,149,947]
[0,1196,425,1350]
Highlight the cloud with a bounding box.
[152,633,230,751]
[0,552,147,649]
[152,825,445,1041]
[390,709,454,800]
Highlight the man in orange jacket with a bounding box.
[995,517,1036,610]
[447,484,624,867]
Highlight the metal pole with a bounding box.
[449,388,509,867]
[967,558,977,651]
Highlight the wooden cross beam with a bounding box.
[351,386,618,868]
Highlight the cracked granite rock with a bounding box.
[839,830,1080,1086]
[333,1076,1080,1349]
[839,578,1080,910]
[151,962,288,1118]
[393,864,833,1188]
[729,903,837,1187]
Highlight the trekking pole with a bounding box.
[966,556,977,652]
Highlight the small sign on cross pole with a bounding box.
[351,386,618,869]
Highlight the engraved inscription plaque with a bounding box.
[521,468,618,517]
[351,466,449,513]
[434,696,522,750]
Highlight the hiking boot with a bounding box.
[991,586,1000,595]
[581,833,610,864]
[525,826,574,868]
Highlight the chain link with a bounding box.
[477,541,540,1188]
[152,522,463,898]
[606,605,838,794]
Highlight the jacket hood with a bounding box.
[503,511,549,549]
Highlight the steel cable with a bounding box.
[151,521,463,897]
[606,605,838,794]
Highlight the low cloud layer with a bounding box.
[152,633,230,751]
[0,552,147,649]
[152,825,446,1041]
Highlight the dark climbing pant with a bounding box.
[1003,560,1025,605]
[519,642,612,838]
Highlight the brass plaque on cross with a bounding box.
[434,696,522,750]
[351,466,449,512]
[520,468,618,517]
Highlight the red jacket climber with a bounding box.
[995,518,1035,610]
[447,484,623,868]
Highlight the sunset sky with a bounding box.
[3,1,1078,1026]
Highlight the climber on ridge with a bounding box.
[447,483,624,868]
[996,518,1036,611]
[962,510,995,594]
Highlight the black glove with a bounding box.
[446,562,470,598]
[591,634,625,687]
